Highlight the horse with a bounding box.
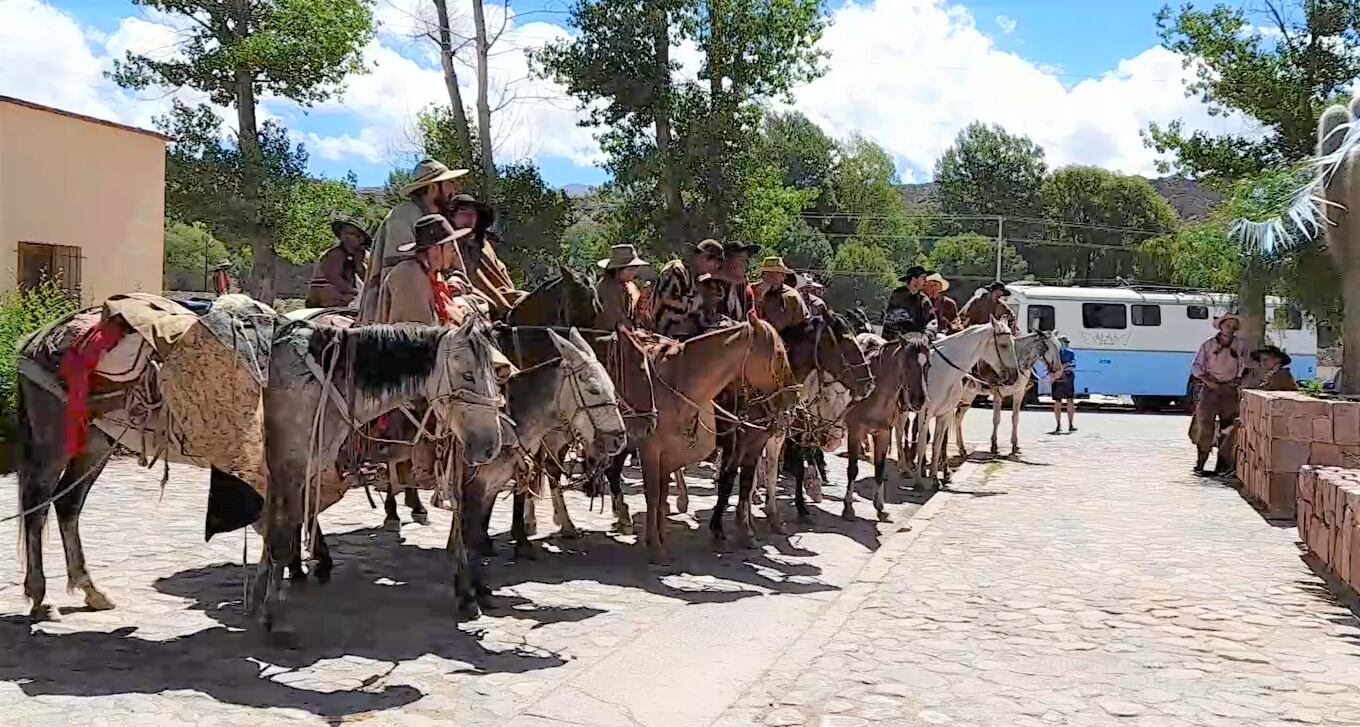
[639,316,796,562]
[952,330,1064,459]
[912,320,1021,488]
[460,328,627,603]
[506,265,600,328]
[257,317,505,631]
[840,333,931,521]
[491,324,657,555]
[15,294,277,623]
[764,313,875,528]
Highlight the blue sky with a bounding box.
[7,0,1221,190]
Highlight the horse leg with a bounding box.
[479,495,496,556]
[894,410,911,476]
[734,452,758,549]
[551,485,579,539]
[608,452,632,535]
[843,426,862,520]
[405,487,429,525]
[762,433,786,535]
[312,527,333,584]
[287,525,308,582]
[871,430,890,521]
[49,435,116,612]
[523,493,539,537]
[446,482,481,621]
[383,463,402,532]
[789,445,812,524]
[931,415,951,488]
[257,520,296,636]
[674,468,690,514]
[512,492,538,561]
[461,479,493,609]
[642,450,667,564]
[991,393,1002,455]
[710,447,738,549]
[1011,395,1023,456]
[953,405,967,461]
[914,414,931,491]
[20,462,60,621]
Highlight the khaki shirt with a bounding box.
[458,232,522,316]
[358,199,427,322]
[595,276,640,330]
[377,258,457,326]
[756,284,808,332]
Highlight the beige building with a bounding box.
[0,95,167,305]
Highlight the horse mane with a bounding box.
[307,322,446,398]
[507,265,601,325]
[896,331,929,355]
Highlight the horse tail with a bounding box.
[14,378,33,582]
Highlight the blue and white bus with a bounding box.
[1007,283,1318,409]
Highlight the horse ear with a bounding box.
[547,328,573,358]
[567,327,596,359]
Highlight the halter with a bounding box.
[812,318,873,396]
[929,322,1016,387]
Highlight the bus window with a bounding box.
[1272,305,1303,330]
[1027,304,1055,332]
[1186,305,1208,320]
[1082,303,1127,329]
[1132,304,1161,326]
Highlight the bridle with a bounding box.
[812,318,873,397]
[556,355,626,454]
[928,322,1017,388]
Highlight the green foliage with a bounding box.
[1145,0,1360,182]
[1037,166,1178,281]
[1137,224,1240,291]
[0,281,80,416]
[272,175,374,264]
[927,234,1028,280]
[733,163,818,256]
[1299,377,1326,397]
[111,0,375,108]
[561,221,615,271]
[777,219,833,270]
[825,242,897,316]
[935,122,1047,217]
[759,110,837,193]
[828,135,921,266]
[496,163,574,282]
[164,222,230,290]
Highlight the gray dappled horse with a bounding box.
[259,317,504,631]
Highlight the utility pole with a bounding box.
[995,215,1005,282]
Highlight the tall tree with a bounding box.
[926,233,1028,282]
[1145,0,1360,185]
[471,0,499,198]
[829,135,921,267]
[934,122,1047,218]
[111,0,374,303]
[431,0,475,161]
[1038,167,1178,283]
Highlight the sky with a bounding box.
[1,0,1259,190]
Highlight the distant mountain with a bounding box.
[562,183,594,198]
[899,175,1222,223]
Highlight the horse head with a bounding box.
[506,266,601,327]
[897,332,930,412]
[434,317,505,465]
[614,326,658,442]
[1037,330,1065,380]
[822,313,875,401]
[549,327,627,459]
[743,316,799,410]
[981,318,1021,387]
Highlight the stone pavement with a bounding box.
[0,436,928,726]
[718,411,1360,727]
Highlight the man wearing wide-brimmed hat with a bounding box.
[595,244,650,330]
[883,265,935,337]
[923,272,960,333]
[715,240,761,321]
[1189,312,1250,476]
[358,158,469,321]
[444,193,525,317]
[211,258,233,296]
[307,214,371,309]
[961,280,1016,329]
[795,275,829,319]
[376,214,475,326]
[650,238,726,339]
[754,255,808,333]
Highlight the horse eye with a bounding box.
[586,386,602,395]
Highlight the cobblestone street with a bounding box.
[4,410,1360,726]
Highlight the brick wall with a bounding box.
[1237,391,1360,519]
[1297,466,1360,592]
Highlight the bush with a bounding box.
[0,281,80,421]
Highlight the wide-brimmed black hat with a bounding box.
[446,193,496,232]
[723,240,761,257]
[987,281,1011,296]
[1252,345,1292,366]
[398,214,473,253]
[899,265,932,282]
[686,239,726,258]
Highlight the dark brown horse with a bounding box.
[841,332,930,521]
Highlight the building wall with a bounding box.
[0,101,165,305]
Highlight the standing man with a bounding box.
[960,281,1016,329]
[883,265,935,337]
[753,256,808,333]
[1189,313,1249,476]
[650,239,726,339]
[924,272,960,333]
[595,244,650,330]
[306,215,370,309]
[358,158,468,321]
[211,259,233,297]
[1050,335,1078,434]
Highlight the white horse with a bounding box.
[953,330,1064,458]
[911,320,1021,487]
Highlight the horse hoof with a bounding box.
[458,599,483,622]
[615,519,634,536]
[313,567,332,585]
[476,592,500,611]
[479,542,496,557]
[411,511,430,526]
[841,506,855,521]
[29,604,59,622]
[877,510,891,523]
[84,590,116,611]
[513,542,540,562]
[383,517,401,532]
[559,526,581,540]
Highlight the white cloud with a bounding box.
[789,0,1257,180]
[995,14,1017,34]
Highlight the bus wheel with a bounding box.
[1132,396,1169,412]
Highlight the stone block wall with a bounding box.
[1237,391,1360,518]
[1297,466,1360,592]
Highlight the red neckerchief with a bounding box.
[420,256,464,327]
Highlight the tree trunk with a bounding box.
[651,5,684,250]
[471,0,496,200]
[1342,265,1360,394]
[1236,258,1267,349]
[234,69,276,305]
[433,0,474,162]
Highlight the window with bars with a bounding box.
[18,242,83,297]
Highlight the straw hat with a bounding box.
[212,259,232,271]
[401,159,469,195]
[1213,312,1242,329]
[924,272,950,292]
[757,256,794,275]
[598,244,650,270]
[397,214,473,253]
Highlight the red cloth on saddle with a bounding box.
[59,318,126,458]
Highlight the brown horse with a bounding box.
[841,332,930,521]
[640,316,796,562]
[506,265,600,327]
